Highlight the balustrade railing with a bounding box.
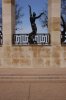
[12,33,50,45]
[61,33,66,45]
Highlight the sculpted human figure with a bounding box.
[28,5,44,44]
[61,16,66,43]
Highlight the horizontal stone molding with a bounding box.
[0,68,66,82]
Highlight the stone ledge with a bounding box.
[0,68,66,82]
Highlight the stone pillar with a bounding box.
[48,0,61,45]
[2,0,15,45]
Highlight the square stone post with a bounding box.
[48,0,61,45]
[2,0,15,46]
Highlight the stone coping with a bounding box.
[0,68,66,82]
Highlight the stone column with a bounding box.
[2,0,15,46]
[1,0,15,67]
[48,0,61,45]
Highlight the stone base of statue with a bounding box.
[28,31,37,44]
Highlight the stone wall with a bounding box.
[0,0,65,68]
[0,1,66,100]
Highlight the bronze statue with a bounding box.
[28,5,44,44]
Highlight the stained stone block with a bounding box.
[19,58,31,65]
[48,0,61,45]
[52,17,60,31]
[52,46,62,57]
[4,0,11,3]
[0,59,2,67]
[4,0,15,5]
[12,58,20,65]
[3,46,12,59]
[63,47,66,51]
[2,58,12,67]
[44,57,51,67]
[40,47,51,57]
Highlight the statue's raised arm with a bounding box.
[35,12,44,19]
[28,5,32,17]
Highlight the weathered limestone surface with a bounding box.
[0,0,65,68]
[1,45,65,68]
[0,1,66,100]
